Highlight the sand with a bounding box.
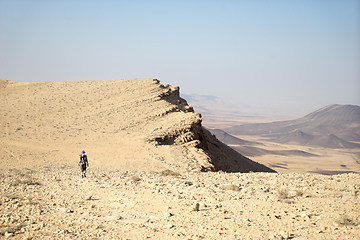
[1,165,359,239]
[226,135,360,175]
[0,78,271,173]
[1,79,359,239]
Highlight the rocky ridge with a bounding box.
[0,78,272,173]
[1,79,359,239]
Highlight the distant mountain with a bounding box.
[274,130,314,145]
[207,128,261,146]
[273,131,360,149]
[231,145,319,158]
[225,104,360,149]
[308,134,360,149]
[207,128,317,157]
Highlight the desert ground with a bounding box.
[1,164,359,239]
[1,79,359,239]
[0,78,271,173]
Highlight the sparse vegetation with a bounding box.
[220,184,240,191]
[0,223,26,236]
[1,79,360,239]
[184,181,193,186]
[131,175,141,182]
[25,196,38,205]
[277,188,289,199]
[160,169,181,176]
[335,215,358,226]
[11,178,41,186]
[4,194,22,200]
[24,168,35,174]
[284,199,294,204]
[9,168,27,177]
[295,190,304,197]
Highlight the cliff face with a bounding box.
[144,80,275,173]
[0,78,274,173]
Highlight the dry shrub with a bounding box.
[295,190,304,197]
[131,175,141,182]
[11,179,41,186]
[0,223,26,236]
[160,169,180,176]
[277,188,289,199]
[220,184,240,191]
[336,215,358,226]
[9,169,26,177]
[184,181,193,186]
[4,194,22,200]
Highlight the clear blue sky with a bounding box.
[1,0,359,114]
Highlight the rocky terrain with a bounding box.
[1,79,359,239]
[0,78,272,173]
[1,165,359,239]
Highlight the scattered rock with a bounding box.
[192,203,200,212]
[163,224,175,229]
[0,160,359,239]
[66,209,74,213]
[165,212,174,217]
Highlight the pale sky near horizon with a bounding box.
[1,0,359,115]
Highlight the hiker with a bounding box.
[79,150,89,178]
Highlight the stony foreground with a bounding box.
[1,164,359,239]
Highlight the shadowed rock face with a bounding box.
[201,128,276,172]
[0,78,274,173]
[146,81,275,173]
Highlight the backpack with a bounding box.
[80,155,87,165]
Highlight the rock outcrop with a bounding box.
[0,78,274,173]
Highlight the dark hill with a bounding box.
[208,129,261,146]
[308,134,360,149]
[207,129,317,157]
[302,104,360,125]
[231,145,318,157]
[274,131,360,149]
[274,130,314,145]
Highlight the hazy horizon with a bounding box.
[1,0,359,115]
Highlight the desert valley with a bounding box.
[0,79,359,239]
[185,94,360,175]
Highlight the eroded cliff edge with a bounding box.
[0,78,275,173]
[146,79,275,173]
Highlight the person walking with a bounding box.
[79,150,89,178]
